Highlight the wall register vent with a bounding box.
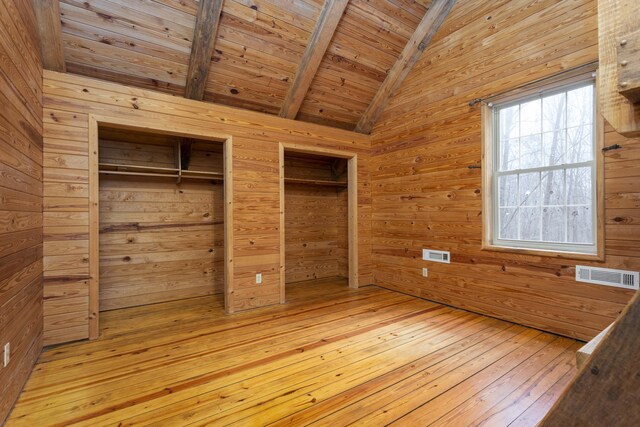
[576,266,639,290]
[422,249,451,264]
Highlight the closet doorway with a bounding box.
[88,117,233,338]
[279,143,358,303]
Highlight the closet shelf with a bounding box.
[284,177,348,187]
[98,163,224,181]
[99,170,180,178]
[181,170,224,180]
[99,163,178,175]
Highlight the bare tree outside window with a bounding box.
[493,82,596,253]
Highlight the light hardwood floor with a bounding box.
[7,278,579,426]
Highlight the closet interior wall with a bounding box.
[284,153,349,284]
[98,127,224,311]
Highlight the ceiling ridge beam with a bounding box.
[279,0,349,119]
[31,0,66,72]
[354,0,457,134]
[185,0,224,100]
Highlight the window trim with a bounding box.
[481,74,605,261]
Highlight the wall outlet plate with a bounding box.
[256,273,263,284]
[422,268,429,278]
[3,342,9,367]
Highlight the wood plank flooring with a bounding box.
[7,278,579,426]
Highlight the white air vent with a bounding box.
[576,265,639,290]
[422,249,450,264]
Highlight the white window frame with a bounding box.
[482,74,604,260]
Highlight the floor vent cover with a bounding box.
[422,249,450,264]
[576,265,639,290]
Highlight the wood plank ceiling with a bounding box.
[36,0,454,132]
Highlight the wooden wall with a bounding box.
[99,176,223,310]
[284,153,349,283]
[98,130,224,311]
[41,70,371,345]
[369,0,637,341]
[0,1,43,423]
[285,184,348,283]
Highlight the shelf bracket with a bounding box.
[181,138,194,170]
[331,158,348,181]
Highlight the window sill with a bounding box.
[481,243,604,261]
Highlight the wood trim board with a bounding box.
[348,154,359,288]
[88,116,99,338]
[279,143,286,303]
[224,136,234,313]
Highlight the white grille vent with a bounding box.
[422,249,450,264]
[575,266,639,290]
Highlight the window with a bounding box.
[483,79,602,256]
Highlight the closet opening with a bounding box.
[279,144,358,302]
[91,123,230,337]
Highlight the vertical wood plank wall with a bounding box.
[41,70,372,345]
[0,1,43,423]
[369,0,637,341]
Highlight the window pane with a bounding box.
[519,207,541,241]
[541,170,564,206]
[567,125,593,163]
[519,172,540,206]
[491,82,596,252]
[520,134,543,168]
[499,175,518,207]
[568,206,593,243]
[567,85,593,127]
[543,206,565,242]
[543,92,566,132]
[567,167,592,205]
[500,138,520,171]
[499,105,519,140]
[542,131,565,166]
[520,99,541,136]
[499,208,518,240]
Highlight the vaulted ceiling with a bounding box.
[33,0,455,132]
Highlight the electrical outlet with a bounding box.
[256,273,263,284]
[3,343,9,368]
[422,268,429,278]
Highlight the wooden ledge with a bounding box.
[576,322,614,369]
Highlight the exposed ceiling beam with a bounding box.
[354,0,457,134]
[597,0,640,137]
[31,0,66,72]
[185,0,224,100]
[279,0,349,119]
